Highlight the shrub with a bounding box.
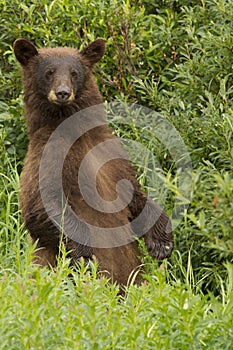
[0,0,232,298]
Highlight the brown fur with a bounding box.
[14,38,173,287]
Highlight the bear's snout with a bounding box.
[55,85,71,102]
[48,84,75,105]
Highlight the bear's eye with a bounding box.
[45,69,55,79]
[71,70,78,79]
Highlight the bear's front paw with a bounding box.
[145,230,173,261]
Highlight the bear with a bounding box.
[13,37,173,287]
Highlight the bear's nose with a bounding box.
[55,86,71,102]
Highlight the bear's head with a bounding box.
[13,38,106,125]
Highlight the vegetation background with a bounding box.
[0,0,233,348]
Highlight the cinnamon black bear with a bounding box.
[13,38,173,286]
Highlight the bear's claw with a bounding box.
[145,229,173,261]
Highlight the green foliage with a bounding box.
[1,0,233,347]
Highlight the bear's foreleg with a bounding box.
[129,190,173,260]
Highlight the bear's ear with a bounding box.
[80,38,106,66]
[13,39,38,66]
